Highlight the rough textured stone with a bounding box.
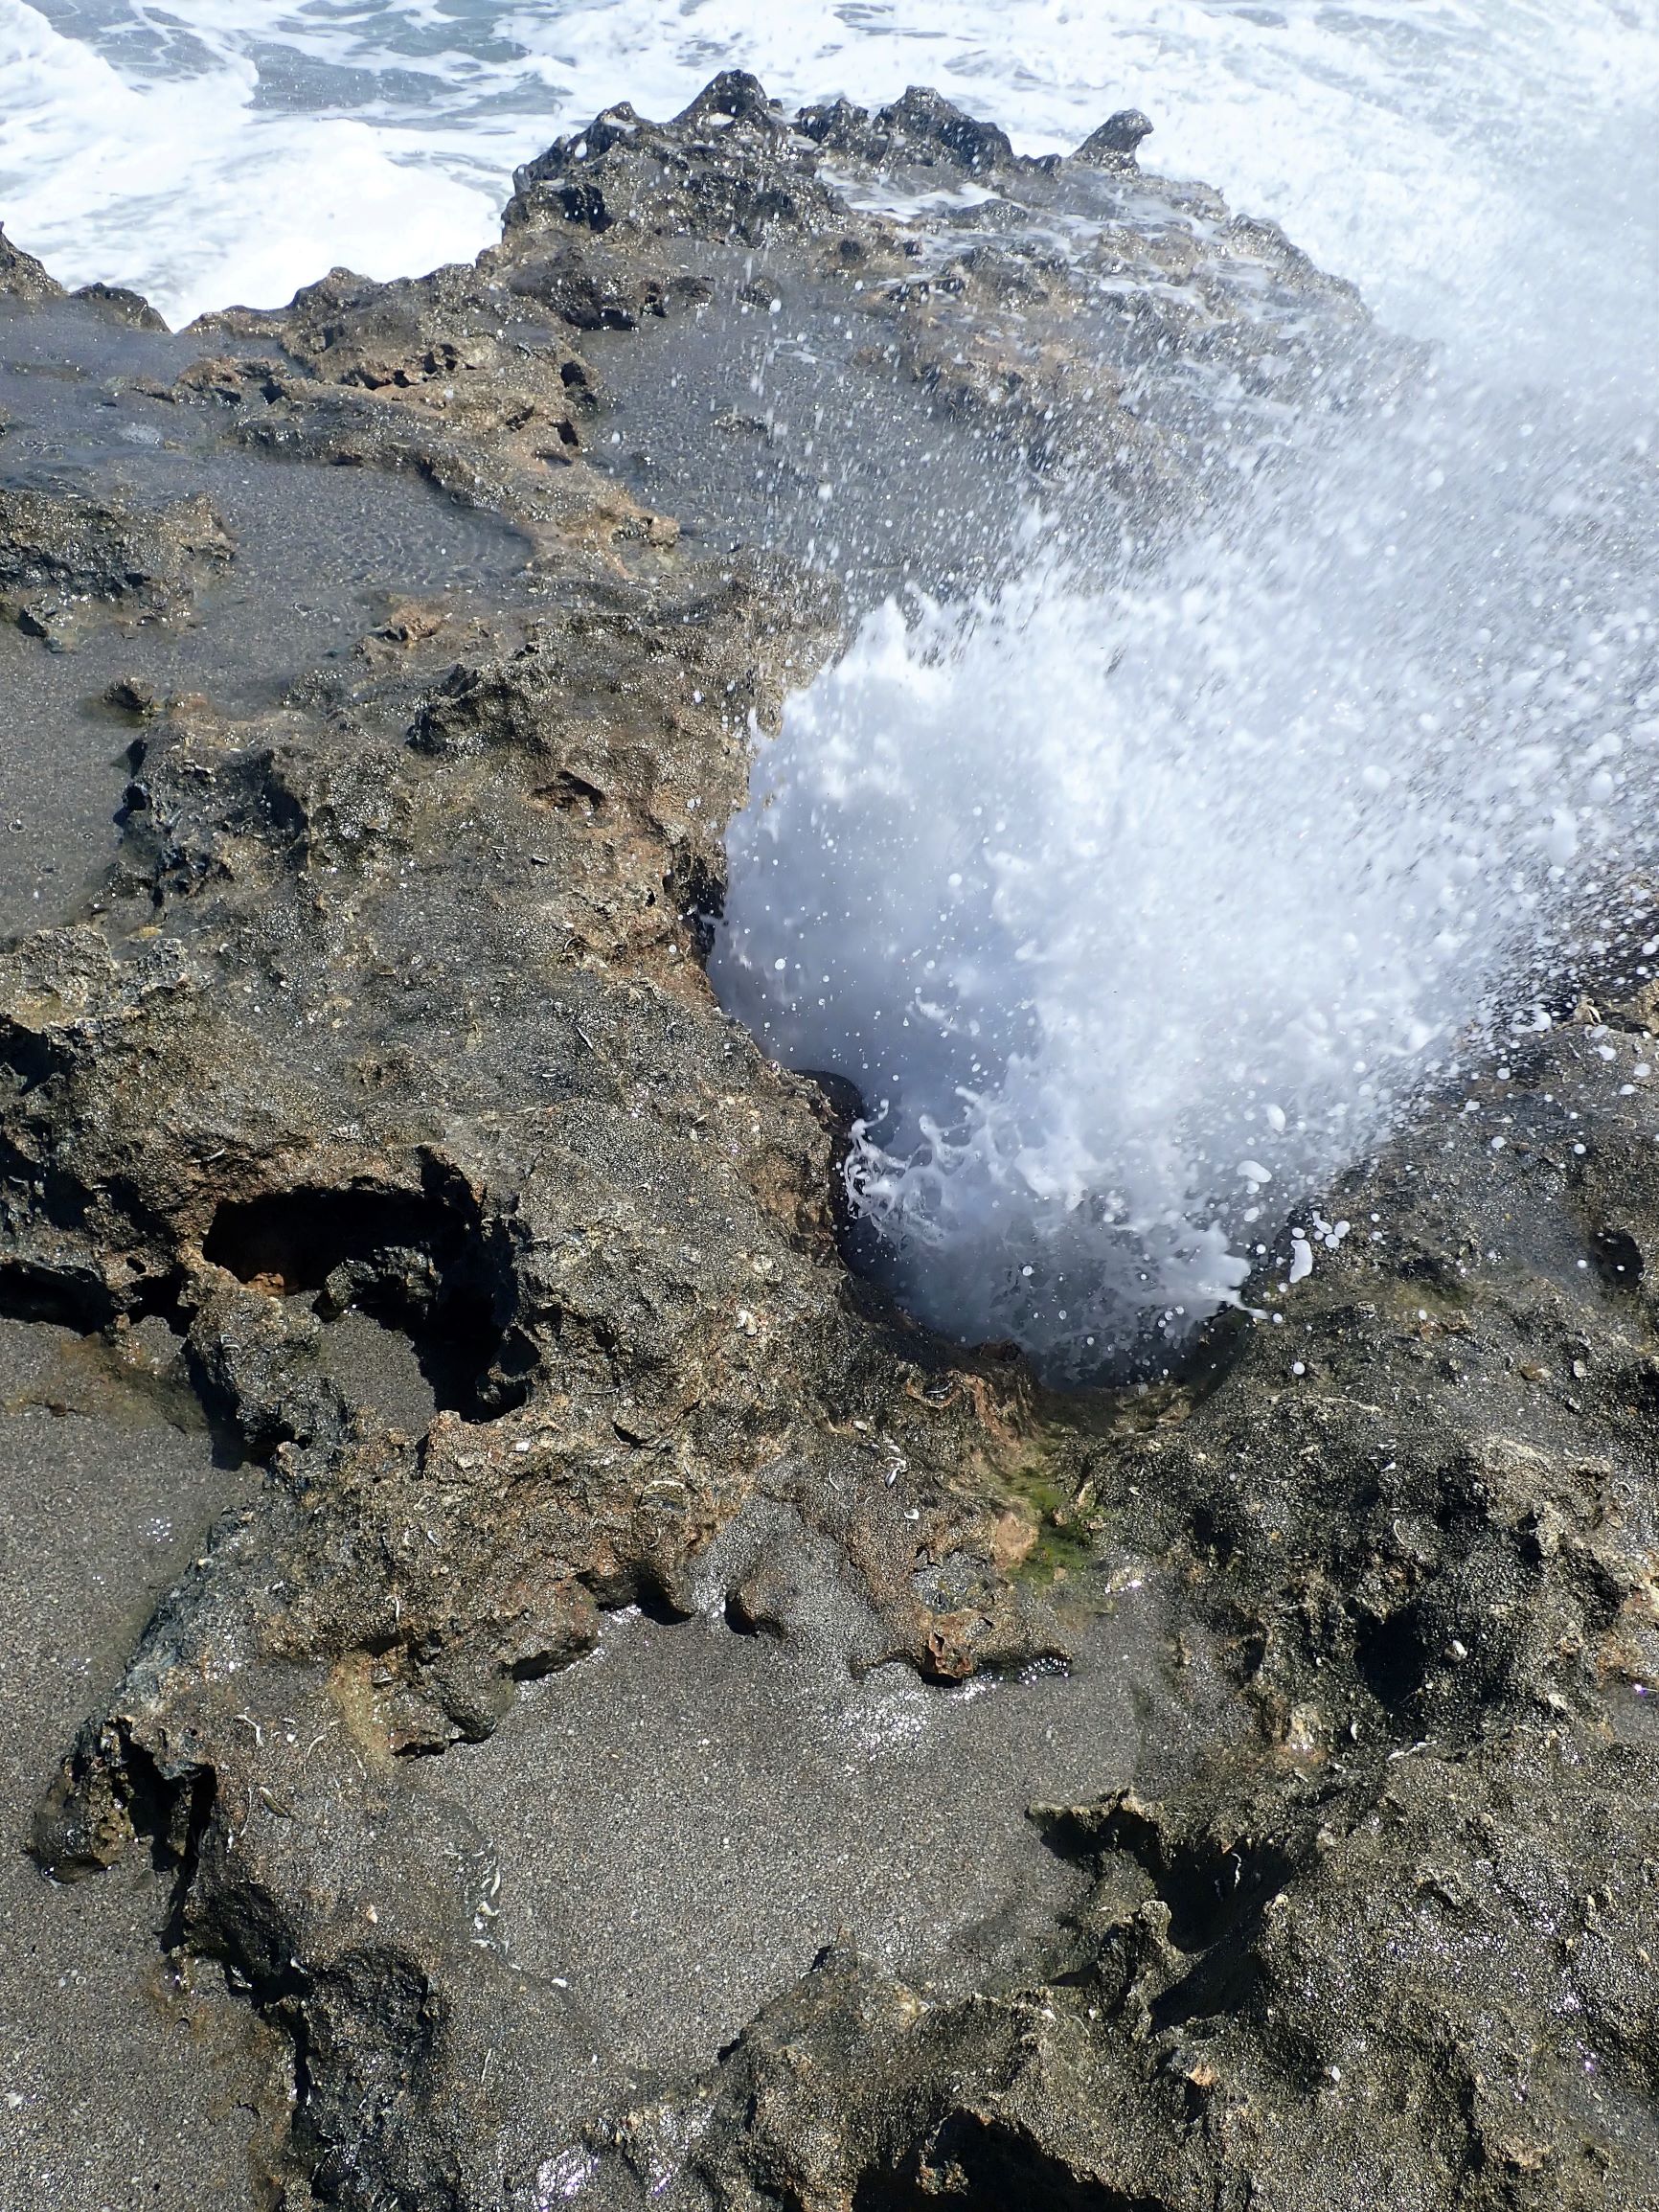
[2,74,1654,2212]
[0,222,64,303]
[0,484,233,644]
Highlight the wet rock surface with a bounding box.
[0,70,1654,2212]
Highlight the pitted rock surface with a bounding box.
[1,72,1655,2212]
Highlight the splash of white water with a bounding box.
[6,1,1657,1366]
[715,375,1659,1370]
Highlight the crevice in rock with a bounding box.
[1354,1603,1433,1715]
[201,1168,522,1421]
[0,1260,120,1334]
[1037,1793,1303,1964]
[676,847,725,961]
[1591,1222,1644,1290]
[854,2115,1166,2212]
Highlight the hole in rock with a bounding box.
[0,1261,119,1336]
[202,1180,519,1419]
[1354,1604,1431,1716]
[1591,1225,1645,1291]
[1040,1792,1299,1964]
[854,2114,1165,2212]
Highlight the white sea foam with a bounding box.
[0,1,511,322]
[4,2,1658,361]
[701,3,1659,1370]
[716,373,1659,1369]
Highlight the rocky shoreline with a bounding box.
[2,74,1656,2211]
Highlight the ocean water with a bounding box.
[0,2,1654,360]
[4,2,1658,1371]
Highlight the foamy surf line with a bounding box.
[3,1,1658,375]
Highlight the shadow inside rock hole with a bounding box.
[202,1178,524,1422]
[854,2114,1167,2212]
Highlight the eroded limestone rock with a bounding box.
[3,72,1655,2212]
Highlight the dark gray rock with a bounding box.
[1076,107,1155,166]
